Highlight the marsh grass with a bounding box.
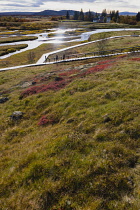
[48,31,140,61]
[0,44,28,56]
[0,35,37,44]
[0,42,81,68]
[0,54,140,209]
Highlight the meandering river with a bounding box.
[0,27,140,61]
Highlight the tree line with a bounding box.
[66,9,140,25]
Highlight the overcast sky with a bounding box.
[0,0,139,13]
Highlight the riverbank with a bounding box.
[0,35,37,44]
[0,44,28,56]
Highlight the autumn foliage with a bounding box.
[130,57,140,61]
[20,79,69,98]
[20,58,118,98]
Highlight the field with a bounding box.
[0,35,38,44]
[48,30,140,60]
[0,44,28,56]
[0,41,82,68]
[0,52,140,209]
[1,30,140,69]
[0,19,140,209]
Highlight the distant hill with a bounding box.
[0,10,76,16]
[0,12,34,16]
[120,12,137,16]
[33,10,76,16]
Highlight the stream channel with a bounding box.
[0,27,140,72]
[0,28,140,61]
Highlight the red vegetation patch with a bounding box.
[130,58,140,61]
[38,114,59,126]
[38,115,53,126]
[98,59,114,65]
[20,79,70,98]
[81,63,112,77]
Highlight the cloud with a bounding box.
[0,0,44,7]
[0,0,139,12]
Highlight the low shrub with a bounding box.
[7,48,16,53]
[80,63,112,77]
[130,57,140,61]
[38,114,59,126]
[20,79,70,98]
[38,115,53,126]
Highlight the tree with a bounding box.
[73,11,79,20]
[101,9,107,17]
[96,33,108,54]
[27,51,35,63]
[87,10,93,21]
[79,9,84,21]
[115,10,119,22]
[136,12,140,21]
[66,11,70,20]
[110,10,119,22]
[110,10,115,20]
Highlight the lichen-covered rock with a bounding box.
[54,77,63,81]
[103,114,112,123]
[0,97,9,104]
[10,111,24,120]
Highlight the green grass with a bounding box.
[0,35,38,44]
[0,30,45,35]
[59,20,132,29]
[0,44,28,56]
[0,53,140,209]
[0,42,81,68]
[89,30,140,41]
[48,31,140,60]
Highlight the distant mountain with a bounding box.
[0,10,137,17]
[0,12,35,16]
[120,12,137,16]
[33,10,76,16]
[0,10,76,16]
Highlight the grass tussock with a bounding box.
[0,44,28,56]
[0,53,140,210]
[0,35,37,44]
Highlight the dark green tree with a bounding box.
[101,9,107,17]
[66,11,70,20]
[94,12,99,19]
[110,10,119,22]
[115,10,119,22]
[136,12,140,21]
[110,10,115,20]
[73,11,79,20]
[87,9,93,21]
[79,9,84,21]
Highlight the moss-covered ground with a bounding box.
[0,53,140,209]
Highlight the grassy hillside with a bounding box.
[0,53,140,209]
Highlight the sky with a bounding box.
[0,0,139,13]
